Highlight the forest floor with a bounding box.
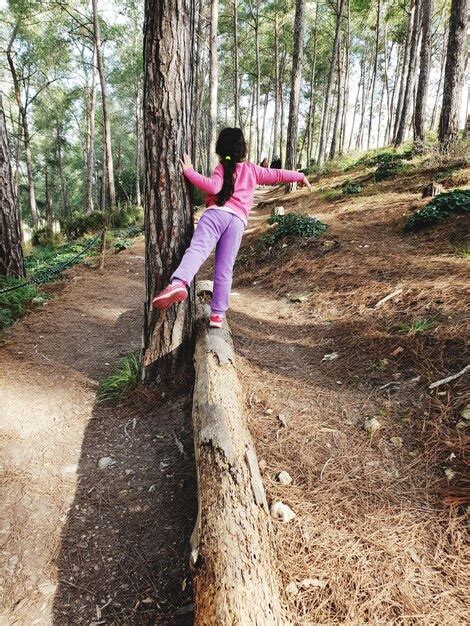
[0,242,196,625]
[228,160,469,623]
[1,156,468,625]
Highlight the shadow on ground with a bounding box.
[53,380,197,625]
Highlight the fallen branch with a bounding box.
[374,287,403,309]
[429,364,470,390]
[191,281,289,625]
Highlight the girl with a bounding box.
[152,127,311,328]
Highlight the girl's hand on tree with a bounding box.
[302,175,312,191]
[180,153,192,172]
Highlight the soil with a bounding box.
[226,168,469,623]
[0,240,196,625]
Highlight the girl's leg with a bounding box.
[171,210,231,285]
[211,214,245,314]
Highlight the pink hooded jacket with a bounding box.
[184,161,304,225]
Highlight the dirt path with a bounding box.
[0,239,196,625]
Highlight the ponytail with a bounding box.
[215,128,247,206]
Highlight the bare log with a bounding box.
[191,282,290,625]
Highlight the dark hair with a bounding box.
[215,127,247,206]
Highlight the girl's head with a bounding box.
[215,127,247,206]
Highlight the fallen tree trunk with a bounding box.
[191,281,289,625]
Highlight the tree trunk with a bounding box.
[44,167,52,230]
[367,0,381,150]
[191,283,289,625]
[393,0,414,141]
[85,44,97,214]
[135,74,142,207]
[394,0,421,146]
[329,45,343,160]
[438,0,468,153]
[57,127,69,218]
[272,13,281,161]
[142,0,196,382]
[306,6,318,165]
[317,0,345,165]
[339,0,350,154]
[260,92,269,159]
[0,92,25,278]
[430,25,447,130]
[208,0,219,173]
[92,0,116,210]
[285,0,306,170]
[233,0,239,126]
[413,0,432,149]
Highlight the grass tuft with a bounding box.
[97,352,141,403]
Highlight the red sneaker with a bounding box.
[209,312,224,328]
[152,281,187,310]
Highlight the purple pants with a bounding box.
[172,208,245,313]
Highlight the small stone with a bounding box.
[265,408,274,415]
[272,206,285,216]
[289,293,309,303]
[32,296,45,305]
[444,467,455,481]
[270,501,296,523]
[276,471,293,485]
[390,436,403,448]
[364,417,381,435]
[299,578,327,589]
[285,582,299,595]
[277,413,288,427]
[461,404,470,420]
[98,457,117,470]
[125,469,135,476]
[321,352,338,362]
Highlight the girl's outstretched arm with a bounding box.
[180,153,224,195]
[252,163,311,189]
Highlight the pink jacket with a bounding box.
[184,161,304,224]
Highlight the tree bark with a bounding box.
[285,0,306,170]
[142,0,196,382]
[135,74,142,207]
[6,33,39,226]
[208,0,219,173]
[438,0,468,153]
[85,44,97,214]
[306,6,318,165]
[233,0,240,126]
[92,0,116,210]
[317,0,345,165]
[413,0,433,148]
[367,0,381,149]
[272,13,281,161]
[394,0,421,146]
[393,0,414,141]
[191,282,289,625]
[44,167,52,230]
[0,92,25,278]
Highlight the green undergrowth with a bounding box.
[262,213,327,246]
[97,352,141,403]
[0,278,46,331]
[405,190,470,231]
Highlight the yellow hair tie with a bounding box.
[224,155,231,160]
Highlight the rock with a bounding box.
[270,501,296,523]
[265,408,274,415]
[461,404,470,420]
[32,296,45,305]
[364,417,381,435]
[277,413,288,427]
[444,467,455,481]
[321,352,338,362]
[299,578,327,589]
[285,582,299,596]
[390,436,403,448]
[276,471,293,485]
[289,293,309,303]
[98,456,117,470]
[38,581,57,595]
[272,206,285,216]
